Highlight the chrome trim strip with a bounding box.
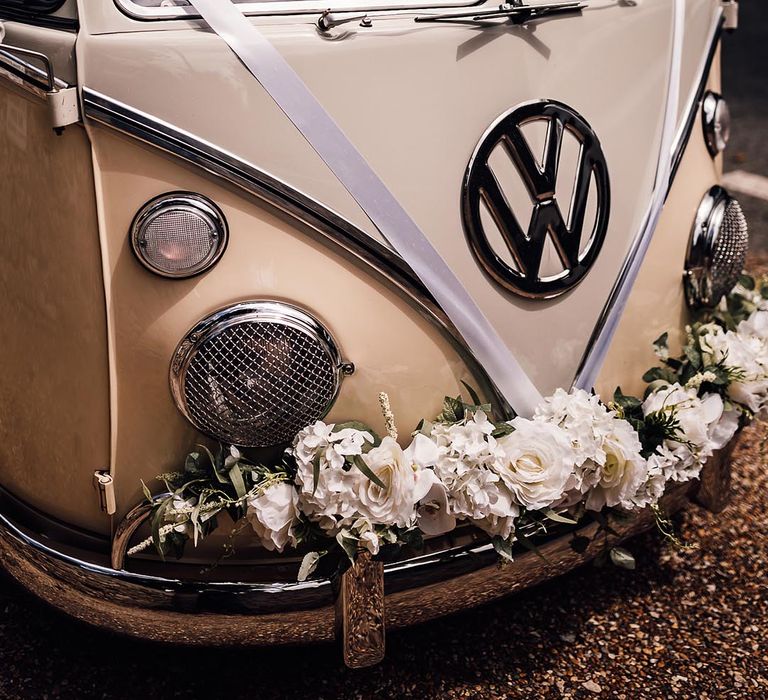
[113,0,481,21]
[573,9,724,391]
[82,88,511,417]
[668,19,725,188]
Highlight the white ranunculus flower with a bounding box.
[641,384,726,483]
[494,417,576,511]
[584,420,647,512]
[246,482,299,552]
[698,323,768,413]
[354,436,422,528]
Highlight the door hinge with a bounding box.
[93,471,117,516]
[48,86,80,132]
[722,1,738,31]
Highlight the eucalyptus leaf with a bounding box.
[491,535,515,562]
[544,509,579,525]
[228,463,247,500]
[150,498,171,560]
[335,532,359,563]
[140,479,153,503]
[298,551,325,582]
[517,533,549,563]
[491,422,515,439]
[312,455,320,495]
[738,273,755,290]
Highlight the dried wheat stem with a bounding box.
[378,392,398,440]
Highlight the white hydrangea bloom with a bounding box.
[293,422,447,554]
[293,421,374,533]
[631,450,671,508]
[430,410,518,540]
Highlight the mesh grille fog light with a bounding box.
[684,186,748,308]
[131,193,228,278]
[170,301,350,447]
[702,91,731,157]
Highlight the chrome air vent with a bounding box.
[170,302,349,447]
[684,186,749,308]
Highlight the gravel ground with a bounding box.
[2,420,768,699]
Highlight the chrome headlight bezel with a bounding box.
[684,186,748,309]
[170,301,349,447]
[130,192,229,279]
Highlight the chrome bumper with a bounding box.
[0,482,710,648]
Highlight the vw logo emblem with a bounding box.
[462,100,610,299]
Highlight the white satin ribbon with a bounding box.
[187,0,543,416]
[574,0,688,391]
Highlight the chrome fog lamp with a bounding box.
[684,186,748,308]
[702,91,731,157]
[131,193,228,278]
[170,301,351,447]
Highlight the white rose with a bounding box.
[494,418,576,511]
[642,384,728,484]
[354,436,420,528]
[246,482,299,552]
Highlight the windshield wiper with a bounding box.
[414,0,585,24]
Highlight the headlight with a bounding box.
[170,301,350,447]
[702,91,731,157]
[684,186,748,308]
[130,192,228,278]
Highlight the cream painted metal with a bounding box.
[0,84,111,532]
[76,0,722,398]
[87,127,478,522]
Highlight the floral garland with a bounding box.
[135,273,768,581]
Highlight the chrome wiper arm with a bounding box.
[414,1,585,24]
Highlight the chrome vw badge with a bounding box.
[462,100,610,299]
